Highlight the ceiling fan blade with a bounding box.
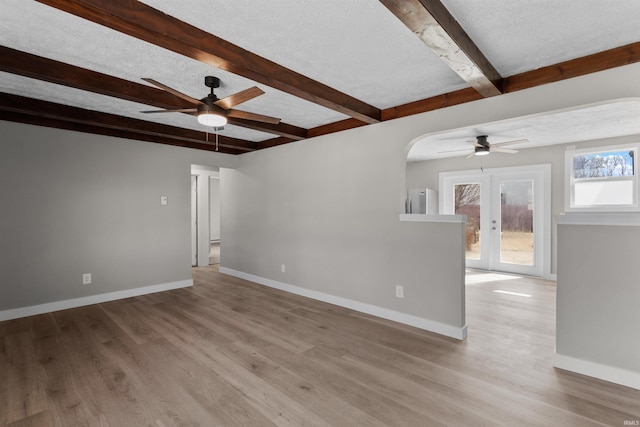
[465,152,476,159]
[492,148,519,154]
[142,78,201,105]
[227,109,281,124]
[214,86,265,110]
[141,108,198,114]
[490,138,529,147]
[438,148,473,154]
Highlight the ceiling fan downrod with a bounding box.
[204,76,221,100]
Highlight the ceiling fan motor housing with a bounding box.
[197,101,214,115]
[204,76,221,88]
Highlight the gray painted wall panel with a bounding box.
[557,224,640,372]
[221,138,466,328]
[0,121,235,311]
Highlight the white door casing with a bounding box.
[440,164,551,277]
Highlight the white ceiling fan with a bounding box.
[439,135,529,158]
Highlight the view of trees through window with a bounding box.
[499,181,534,266]
[570,148,637,208]
[454,183,481,260]
[573,150,634,178]
[454,181,534,264]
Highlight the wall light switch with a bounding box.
[160,196,168,205]
[281,264,286,273]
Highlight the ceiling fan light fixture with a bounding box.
[197,102,227,127]
[197,111,227,127]
[475,146,490,156]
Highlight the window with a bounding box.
[565,144,638,211]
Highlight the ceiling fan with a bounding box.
[141,76,280,127]
[439,135,528,158]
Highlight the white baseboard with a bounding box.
[554,352,640,391]
[0,279,193,322]
[219,267,467,340]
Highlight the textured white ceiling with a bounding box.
[441,0,640,77]
[1,0,640,147]
[0,0,357,140]
[407,100,640,161]
[139,0,469,108]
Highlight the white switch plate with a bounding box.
[395,285,404,298]
[83,273,92,285]
[281,264,286,273]
[160,195,168,205]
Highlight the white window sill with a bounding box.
[399,214,466,223]
[556,212,640,226]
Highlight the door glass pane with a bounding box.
[454,183,481,260]
[500,181,534,265]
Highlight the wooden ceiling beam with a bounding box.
[0,46,308,140]
[382,87,482,120]
[307,119,368,139]
[0,92,257,152]
[256,137,298,150]
[380,43,640,120]
[503,41,640,93]
[0,110,246,154]
[380,0,502,97]
[35,0,381,124]
[222,116,306,141]
[0,46,183,110]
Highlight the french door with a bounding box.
[440,165,550,277]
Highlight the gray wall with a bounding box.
[0,121,235,312]
[221,142,466,329]
[220,63,640,336]
[406,134,640,276]
[557,224,640,374]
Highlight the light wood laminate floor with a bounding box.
[1,267,639,426]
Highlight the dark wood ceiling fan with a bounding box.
[141,76,281,127]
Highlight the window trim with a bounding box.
[565,144,639,212]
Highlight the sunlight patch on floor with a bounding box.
[465,272,522,284]
[492,289,531,298]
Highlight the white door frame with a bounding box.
[191,175,198,266]
[191,166,220,267]
[440,164,551,278]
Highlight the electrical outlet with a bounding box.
[395,285,404,298]
[82,273,92,285]
[281,264,286,273]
